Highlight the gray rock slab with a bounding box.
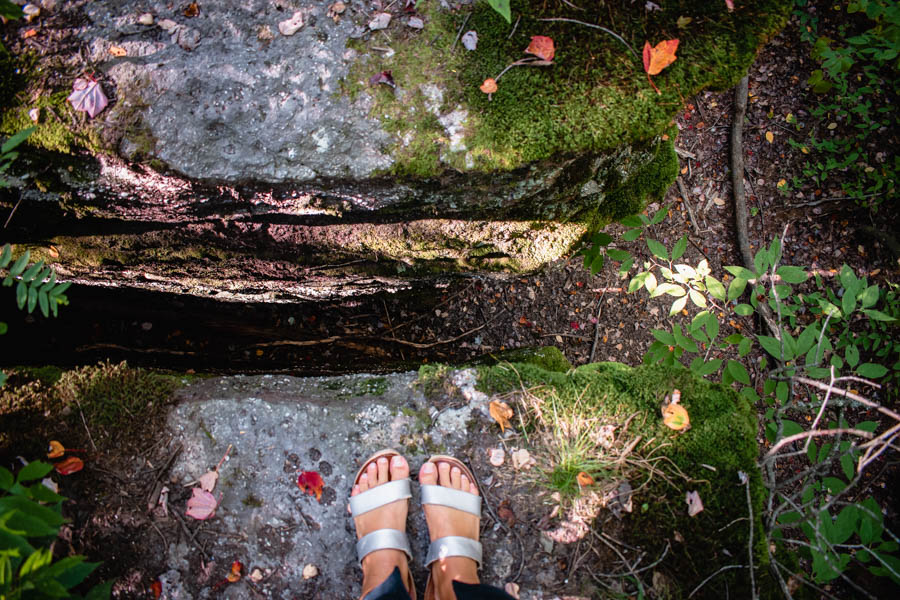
[162,370,534,599]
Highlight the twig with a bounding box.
[451,13,471,49]
[763,428,873,462]
[172,510,208,560]
[731,74,779,339]
[589,542,669,578]
[149,519,167,548]
[739,472,757,600]
[4,196,22,228]
[674,147,697,160]
[795,376,900,422]
[676,176,701,236]
[688,565,743,598]
[589,289,606,363]
[472,464,526,580]
[507,15,520,40]
[592,529,642,585]
[73,398,97,452]
[537,18,639,62]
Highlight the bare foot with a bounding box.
[352,454,412,599]
[419,460,480,600]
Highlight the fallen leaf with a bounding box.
[504,582,520,599]
[249,568,264,582]
[576,471,594,487]
[297,471,324,501]
[23,28,37,38]
[226,560,243,583]
[28,107,39,122]
[186,488,218,520]
[525,35,555,61]
[676,16,692,28]
[67,78,109,118]
[686,490,704,516]
[489,400,513,432]
[198,470,219,492]
[47,440,65,459]
[725,0,735,11]
[480,78,498,94]
[461,30,479,52]
[302,564,319,579]
[662,403,690,431]
[109,45,127,57]
[369,70,395,88]
[278,11,304,36]
[54,456,83,475]
[488,447,505,466]
[642,39,679,94]
[369,12,391,30]
[158,19,178,33]
[407,16,424,29]
[497,499,516,526]
[765,131,774,143]
[184,2,199,18]
[511,448,535,470]
[150,580,162,599]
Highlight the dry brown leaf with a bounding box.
[183,2,199,18]
[302,564,319,580]
[198,470,219,492]
[109,46,127,57]
[489,400,513,432]
[511,448,535,470]
[488,447,505,466]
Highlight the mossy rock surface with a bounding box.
[469,359,768,596]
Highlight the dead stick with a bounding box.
[731,75,779,338]
[676,176,701,236]
[4,197,23,228]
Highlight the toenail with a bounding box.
[392,456,403,466]
[422,462,435,473]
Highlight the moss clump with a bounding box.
[471,346,573,373]
[0,90,103,154]
[427,359,765,596]
[346,0,790,177]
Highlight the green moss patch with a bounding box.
[346,0,789,177]
[453,359,766,596]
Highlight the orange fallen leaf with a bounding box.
[23,29,38,39]
[662,403,690,431]
[642,39,679,94]
[150,580,162,599]
[765,131,774,143]
[109,46,127,57]
[525,35,555,61]
[480,78,498,94]
[297,470,324,501]
[226,560,243,583]
[184,2,200,17]
[54,456,84,475]
[47,440,65,459]
[489,400,513,432]
[576,471,594,487]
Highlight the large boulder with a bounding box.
[0,0,789,299]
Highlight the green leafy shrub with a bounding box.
[0,461,111,599]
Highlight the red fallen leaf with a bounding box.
[642,39,679,94]
[150,580,162,599]
[186,488,218,520]
[480,78,498,94]
[497,499,516,527]
[570,321,580,330]
[525,35,555,61]
[369,70,395,88]
[297,471,324,501]
[54,456,83,475]
[227,560,243,583]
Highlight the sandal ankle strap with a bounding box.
[425,535,483,568]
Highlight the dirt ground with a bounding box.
[2,3,899,599]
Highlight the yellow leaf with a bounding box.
[47,440,65,459]
[662,403,690,431]
[765,131,774,143]
[777,179,787,188]
[489,400,513,432]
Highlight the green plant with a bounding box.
[1,127,35,188]
[0,461,111,599]
[485,0,511,23]
[791,0,899,210]
[578,204,669,277]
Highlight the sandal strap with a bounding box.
[425,535,482,568]
[420,484,482,516]
[349,479,411,517]
[357,528,412,565]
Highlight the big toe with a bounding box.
[389,454,410,481]
[418,461,437,485]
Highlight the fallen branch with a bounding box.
[763,428,874,462]
[676,175,702,236]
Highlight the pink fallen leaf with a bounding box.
[686,490,704,517]
[198,470,219,492]
[186,488,218,520]
[369,70,395,88]
[67,77,108,118]
[725,0,735,10]
[525,35,555,61]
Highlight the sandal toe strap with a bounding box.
[349,479,411,517]
[425,535,482,568]
[357,529,412,565]
[420,484,482,516]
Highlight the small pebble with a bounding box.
[138,13,154,26]
[278,11,304,36]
